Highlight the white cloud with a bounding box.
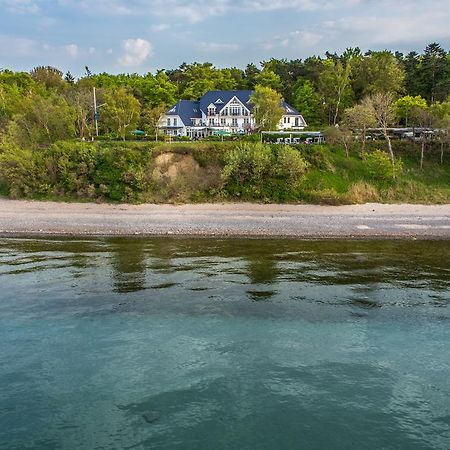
[88,46,96,54]
[57,0,132,15]
[0,35,39,56]
[65,43,78,57]
[1,0,40,14]
[242,0,361,12]
[327,11,450,46]
[151,23,170,32]
[263,30,323,50]
[55,0,362,22]
[118,38,153,66]
[37,16,57,28]
[198,42,240,52]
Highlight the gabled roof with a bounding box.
[282,101,301,116]
[166,99,201,125]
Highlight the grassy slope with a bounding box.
[299,144,450,204]
[0,139,449,204]
[81,141,450,204]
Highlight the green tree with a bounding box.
[7,91,76,147]
[291,78,322,126]
[244,63,261,89]
[255,69,282,92]
[30,66,67,91]
[250,85,284,131]
[182,63,223,100]
[102,88,141,140]
[394,95,428,126]
[352,51,405,99]
[343,100,377,152]
[319,59,353,125]
[65,71,75,85]
[65,87,95,140]
[419,43,450,102]
[365,92,396,163]
[261,58,304,102]
[403,51,422,97]
[145,71,177,107]
[430,99,450,163]
[141,104,167,136]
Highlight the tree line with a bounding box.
[0,43,450,149]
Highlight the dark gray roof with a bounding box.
[166,100,201,126]
[282,100,301,116]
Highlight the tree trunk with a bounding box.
[383,128,394,163]
[361,126,366,154]
[441,142,444,165]
[420,139,425,170]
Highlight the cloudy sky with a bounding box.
[1,0,450,76]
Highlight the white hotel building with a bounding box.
[158,90,307,138]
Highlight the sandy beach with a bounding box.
[0,199,449,238]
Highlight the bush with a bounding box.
[0,144,50,198]
[274,146,309,180]
[221,143,309,200]
[222,143,273,197]
[364,150,403,181]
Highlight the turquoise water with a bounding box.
[0,238,449,450]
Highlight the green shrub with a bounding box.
[92,144,151,201]
[222,143,272,186]
[274,146,309,180]
[0,144,50,198]
[221,143,309,200]
[364,150,403,181]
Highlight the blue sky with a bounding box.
[1,0,450,76]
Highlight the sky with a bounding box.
[1,0,450,76]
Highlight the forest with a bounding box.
[0,43,449,204]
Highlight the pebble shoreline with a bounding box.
[0,199,449,239]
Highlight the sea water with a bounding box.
[0,238,449,449]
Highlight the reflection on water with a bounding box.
[0,237,449,449]
[111,239,146,293]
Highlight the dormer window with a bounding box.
[215,98,223,104]
[207,105,216,116]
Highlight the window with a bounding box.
[221,118,226,125]
[167,118,171,126]
[209,118,215,126]
[295,117,299,127]
[207,105,216,116]
[173,118,177,127]
[232,118,238,126]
